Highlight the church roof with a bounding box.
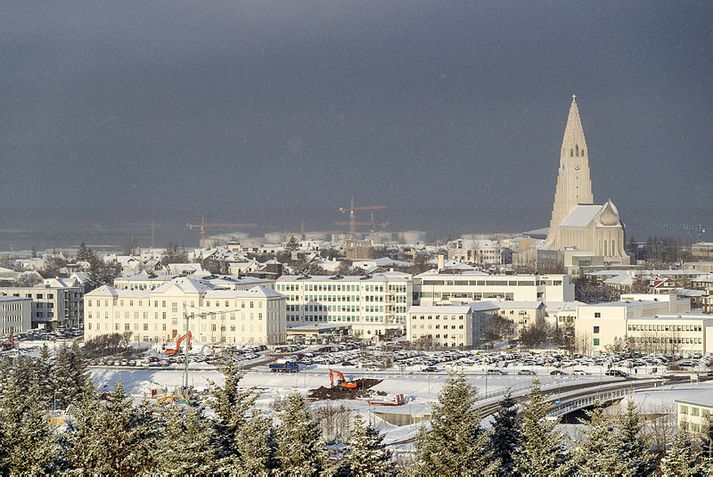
[560,204,603,227]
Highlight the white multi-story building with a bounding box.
[275,272,413,338]
[0,279,84,329]
[575,294,694,354]
[0,296,32,336]
[447,239,502,266]
[407,302,499,348]
[414,271,573,306]
[84,276,286,345]
[495,301,545,336]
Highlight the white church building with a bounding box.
[538,96,630,270]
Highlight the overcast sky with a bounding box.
[1,1,712,247]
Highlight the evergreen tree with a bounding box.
[659,430,706,477]
[488,390,521,477]
[63,382,158,475]
[346,414,397,477]
[232,412,279,476]
[415,372,497,476]
[53,344,80,407]
[0,360,57,475]
[70,341,89,397]
[77,241,93,262]
[276,393,326,476]
[153,406,218,475]
[210,359,262,470]
[36,344,55,403]
[514,380,569,477]
[616,399,654,477]
[572,403,622,476]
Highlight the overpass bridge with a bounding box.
[384,376,675,448]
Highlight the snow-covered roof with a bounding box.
[153,276,215,294]
[496,301,543,309]
[409,301,499,314]
[604,274,634,286]
[204,286,284,299]
[559,204,603,227]
[85,285,120,297]
[277,273,412,283]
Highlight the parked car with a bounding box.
[422,366,439,373]
[487,369,505,375]
[550,370,568,376]
[517,369,536,375]
[605,369,628,378]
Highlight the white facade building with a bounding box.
[414,271,574,306]
[275,272,413,338]
[407,302,499,348]
[575,294,693,354]
[84,276,286,345]
[0,281,84,329]
[0,296,32,336]
[447,239,502,265]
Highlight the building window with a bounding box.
[593,338,600,346]
[593,326,600,334]
[594,312,601,318]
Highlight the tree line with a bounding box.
[1,349,711,476]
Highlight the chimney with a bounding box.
[437,254,444,271]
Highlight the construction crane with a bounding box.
[186,216,257,245]
[338,197,385,238]
[127,221,160,248]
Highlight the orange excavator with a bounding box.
[163,331,192,355]
[328,368,364,390]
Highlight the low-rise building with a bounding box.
[575,294,699,354]
[407,302,499,348]
[414,271,574,305]
[677,396,713,436]
[0,296,32,336]
[84,276,286,345]
[495,301,545,336]
[275,272,412,338]
[0,281,84,329]
[447,239,502,266]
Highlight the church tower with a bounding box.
[545,95,594,248]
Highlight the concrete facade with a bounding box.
[275,272,412,338]
[0,281,84,329]
[84,276,286,345]
[407,302,499,348]
[0,296,32,336]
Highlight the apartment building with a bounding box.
[0,279,84,329]
[84,276,286,345]
[274,272,413,338]
[0,296,32,336]
[414,271,574,306]
[407,302,499,348]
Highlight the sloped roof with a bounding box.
[153,276,215,294]
[560,204,603,227]
[85,285,120,297]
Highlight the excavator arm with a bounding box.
[164,331,192,355]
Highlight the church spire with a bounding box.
[545,96,594,247]
[561,95,587,157]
